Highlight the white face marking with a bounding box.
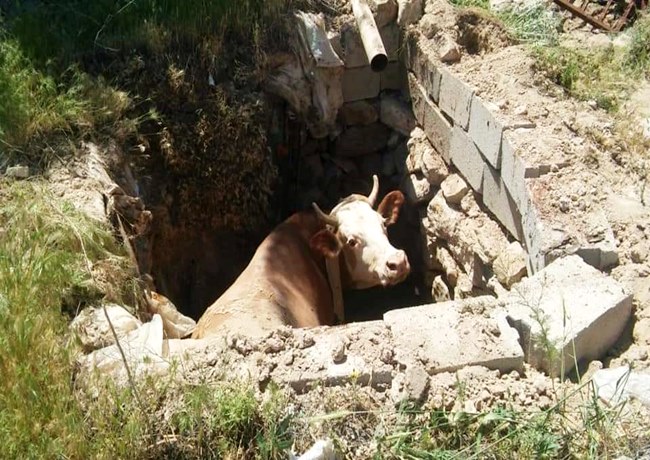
[331,200,409,289]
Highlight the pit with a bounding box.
[110,5,529,326]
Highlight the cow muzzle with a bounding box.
[382,250,410,286]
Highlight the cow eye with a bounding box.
[347,237,358,247]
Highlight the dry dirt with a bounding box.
[31,0,650,454]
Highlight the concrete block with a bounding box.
[384,297,524,374]
[450,126,485,194]
[342,66,380,102]
[505,255,633,377]
[422,96,452,163]
[381,61,406,91]
[340,23,368,68]
[482,163,524,240]
[500,135,532,215]
[276,322,395,393]
[424,60,443,104]
[379,23,400,62]
[438,67,474,130]
[407,72,426,126]
[469,96,504,169]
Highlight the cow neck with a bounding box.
[325,254,344,324]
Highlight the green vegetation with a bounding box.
[0,180,291,458]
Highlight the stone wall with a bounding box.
[403,32,618,274]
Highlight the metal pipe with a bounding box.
[350,0,388,72]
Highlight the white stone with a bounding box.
[384,298,524,374]
[438,34,461,63]
[493,241,528,288]
[380,94,417,136]
[440,174,469,205]
[78,315,169,387]
[419,141,449,185]
[432,275,451,302]
[70,304,142,352]
[5,165,30,179]
[592,366,650,408]
[402,172,434,204]
[397,0,423,26]
[505,255,633,376]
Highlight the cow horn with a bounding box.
[312,203,338,227]
[367,174,379,207]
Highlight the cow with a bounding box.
[192,175,410,339]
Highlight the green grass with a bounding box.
[0,180,292,458]
[0,36,131,154]
[531,14,650,111]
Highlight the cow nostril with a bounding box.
[387,261,398,271]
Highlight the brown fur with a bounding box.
[193,211,347,338]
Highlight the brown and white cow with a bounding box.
[192,175,410,338]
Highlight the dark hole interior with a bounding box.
[146,100,432,323]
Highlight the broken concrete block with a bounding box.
[450,126,485,194]
[342,66,380,102]
[78,314,169,388]
[438,67,474,130]
[380,93,417,136]
[482,163,524,240]
[339,100,379,126]
[70,304,142,353]
[419,141,449,185]
[440,174,469,205]
[422,96,453,164]
[397,0,423,26]
[469,96,504,169]
[384,298,524,374]
[276,322,394,393]
[505,255,633,377]
[425,191,464,241]
[372,0,398,28]
[493,241,528,288]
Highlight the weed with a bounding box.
[497,3,561,45]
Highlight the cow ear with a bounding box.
[310,229,342,258]
[377,191,405,226]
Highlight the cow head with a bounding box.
[310,175,410,289]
